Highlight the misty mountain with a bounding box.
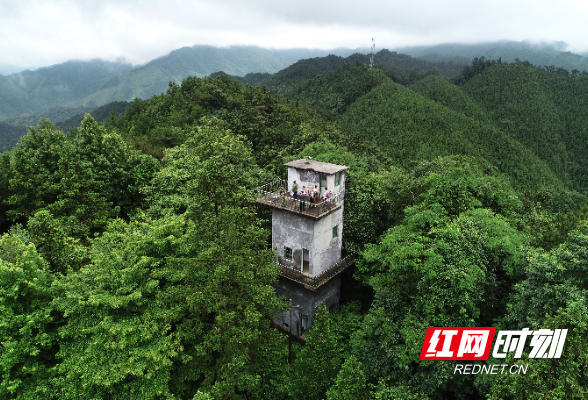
[396,40,588,72]
[2,41,587,133]
[66,45,365,109]
[1,106,94,127]
[0,60,133,118]
[0,46,365,119]
[0,64,38,76]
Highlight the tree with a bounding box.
[487,302,588,399]
[0,230,59,399]
[53,121,285,399]
[5,120,67,221]
[172,120,285,398]
[5,116,158,231]
[326,355,369,400]
[53,215,184,399]
[352,159,527,398]
[507,222,588,327]
[288,304,343,400]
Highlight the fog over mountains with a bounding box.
[1,40,587,128]
[0,45,364,118]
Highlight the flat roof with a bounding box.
[284,159,349,174]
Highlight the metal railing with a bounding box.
[255,180,345,218]
[277,253,356,290]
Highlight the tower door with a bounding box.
[320,174,327,196]
[302,248,309,274]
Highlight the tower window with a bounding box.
[335,172,341,187]
[284,247,293,261]
[302,248,309,273]
[332,225,338,238]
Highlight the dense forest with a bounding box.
[2,51,588,399]
[398,40,588,73]
[0,46,362,118]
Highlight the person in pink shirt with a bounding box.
[323,187,329,211]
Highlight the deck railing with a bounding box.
[255,180,345,218]
[277,253,356,290]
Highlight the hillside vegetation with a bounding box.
[0,60,132,117]
[460,62,588,192]
[0,46,363,120]
[3,50,588,399]
[342,77,564,193]
[398,40,588,73]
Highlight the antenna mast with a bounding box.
[370,37,375,69]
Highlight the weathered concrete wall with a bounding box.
[287,167,346,200]
[273,209,343,276]
[312,209,343,275]
[287,167,319,195]
[272,209,314,272]
[324,170,346,199]
[273,275,341,336]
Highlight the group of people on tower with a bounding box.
[286,181,330,212]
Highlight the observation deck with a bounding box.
[254,179,344,220]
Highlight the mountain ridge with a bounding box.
[3,41,587,121]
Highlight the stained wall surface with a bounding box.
[273,208,343,276]
[273,275,341,336]
[287,167,346,201]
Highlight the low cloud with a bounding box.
[1,0,587,68]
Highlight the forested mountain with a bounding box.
[254,55,588,200]
[0,46,365,150]
[0,105,94,127]
[256,50,464,91]
[0,102,130,152]
[66,46,368,109]
[342,73,565,193]
[3,49,588,399]
[0,46,364,119]
[3,41,587,145]
[0,64,37,76]
[460,61,588,192]
[0,60,133,117]
[397,40,588,73]
[0,121,26,153]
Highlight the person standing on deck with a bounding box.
[309,185,317,208]
[314,185,320,207]
[323,187,329,211]
[300,185,308,212]
[292,180,299,209]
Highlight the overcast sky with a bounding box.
[2,0,588,68]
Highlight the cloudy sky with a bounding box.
[2,0,587,68]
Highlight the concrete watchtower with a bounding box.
[255,159,355,337]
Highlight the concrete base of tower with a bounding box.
[273,275,341,338]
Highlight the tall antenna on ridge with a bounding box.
[370,37,376,69]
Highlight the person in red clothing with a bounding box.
[323,187,329,211]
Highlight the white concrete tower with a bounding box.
[255,159,355,337]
